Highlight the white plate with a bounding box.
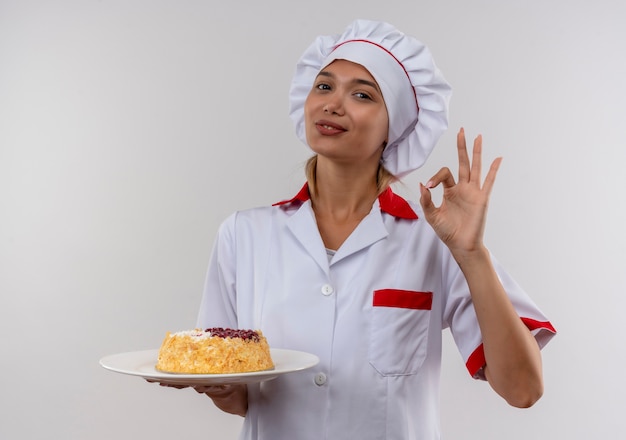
[99,348,319,385]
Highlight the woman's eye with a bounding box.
[316,83,331,91]
[354,92,372,100]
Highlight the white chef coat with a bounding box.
[197,184,556,440]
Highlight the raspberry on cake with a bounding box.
[156,328,274,374]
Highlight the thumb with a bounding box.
[419,183,436,218]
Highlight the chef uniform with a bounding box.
[196,20,556,440]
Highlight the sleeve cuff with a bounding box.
[465,318,557,379]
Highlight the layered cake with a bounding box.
[156,327,274,374]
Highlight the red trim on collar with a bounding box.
[378,187,418,220]
[273,183,418,220]
[272,183,311,206]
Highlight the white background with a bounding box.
[1,1,625,438]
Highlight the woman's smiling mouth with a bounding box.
[315,120,347,135]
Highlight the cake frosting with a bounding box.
[156,327,274,374]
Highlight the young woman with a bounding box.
[180,20,555,439]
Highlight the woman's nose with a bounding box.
[323,95,344,115]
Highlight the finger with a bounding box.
[470,135,483,185]
[425,167,455,190]
[194,384,232,395]
[457,128,471,183]
[145,378,191,389]
[158,383,189,389]
[481,157,503,197]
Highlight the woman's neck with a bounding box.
[312,161,378,219]
[310,159,379,250]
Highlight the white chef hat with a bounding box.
[289,19,452,177]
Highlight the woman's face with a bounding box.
[304,59,389,168]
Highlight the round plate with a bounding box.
[99,348,319,385]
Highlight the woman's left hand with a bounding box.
[419,128,502,260]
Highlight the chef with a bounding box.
[193,19,556,440]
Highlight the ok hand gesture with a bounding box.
[419,128,502,260]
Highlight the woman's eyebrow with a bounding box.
[316,71,381,92]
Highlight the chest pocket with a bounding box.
[368,289,432,376]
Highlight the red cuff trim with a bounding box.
[373,289,432,310]
[465,317,557,377]
[521,317,557,334]
[466,344,486,378]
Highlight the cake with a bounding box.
[155,327,274,374]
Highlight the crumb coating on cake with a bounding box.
[155,328,274,374]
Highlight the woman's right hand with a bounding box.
[147,379,248,417]
[193,384,248,417]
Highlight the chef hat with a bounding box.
[289,19,452,177]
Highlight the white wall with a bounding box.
[1,1,624,438]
